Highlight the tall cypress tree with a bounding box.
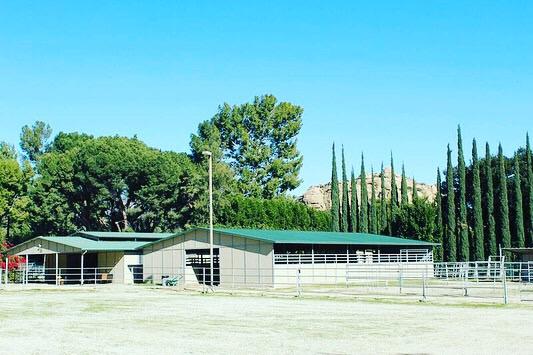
[370,167,377,233]
[330,143,340,232]
[435,168,444,261]
[401,164,408,206]
[525,133,533,247]
[359,153,368,232]
[496,144,511,249]
[484,143,497,256]
[390,153,398,235]
[472,139,484,261]
[445,145,457,262]
[412,177,418,201]
[380,163,387,234]
[350,168,358,233]
[457,126,469,261]
[512,153,525,248]
[341,146,349,232]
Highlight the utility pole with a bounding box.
[202,151,214,288]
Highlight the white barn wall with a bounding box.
[142,230,274,286]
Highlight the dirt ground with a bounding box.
[1,285,532,355]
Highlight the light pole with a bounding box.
[202,151,214,288]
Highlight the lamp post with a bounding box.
[202,151,214,288]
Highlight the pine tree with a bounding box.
[341,146,349,232]
[359,153,368,233]
[401,164,408,206]
[457,126,469,261]
[380,163,387,234]
[484,143,497,256]
[445,145,457,262]
[496,144,511,249]
[330,143,340,232]
[512,153,525,248]
[370,167,378,233]
[472,139,484,261]
[350,168,358,233]
[525,133,533,247]
[390,153,398,235]
[435,168,444,261]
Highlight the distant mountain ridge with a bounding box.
[299,168,437,211]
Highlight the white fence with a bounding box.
[0,266,115,285]
[274,250,433,265]
[2,259,532,304]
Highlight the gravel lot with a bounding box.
[1,285,532,354]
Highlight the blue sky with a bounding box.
[1,1,532,194]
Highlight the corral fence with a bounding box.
[2,259,532,304]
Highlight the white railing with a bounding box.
[1,266,115,285]
[274,251,433,265]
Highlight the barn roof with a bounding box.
[141,227,438,248]
[7,236,154,255]
[75,231,173,241]
[210,228,438,246]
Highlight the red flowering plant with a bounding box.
[0,241,26,271]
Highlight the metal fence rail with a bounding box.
[274,251,433,264]
[2,260,532,304]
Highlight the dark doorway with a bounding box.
[186,249,220,285]
[65,253,97,284]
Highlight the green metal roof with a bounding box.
[8,236,151,254]
[76,231,172,241]
[211,228,437,246]
[140,228,438,248]
[43,237,150,251]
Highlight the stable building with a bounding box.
[6,231,170,284]
[141,228,437,287]
[6,228,437,286]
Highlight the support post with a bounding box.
[80,251,86,285]
[55,253,59,286]
[25,254,29,285]
[5,256,9,285]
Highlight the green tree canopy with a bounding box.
[20,121,52,163]
[191,94,303,199]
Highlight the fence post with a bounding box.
[5,257,9,286]
[296,268,301,297]
[398,264,403,294]
[202,267,206,293]
[94,268,97,285]
[422,272,427,300]
[345,264,348,288]
[502,267,508,304]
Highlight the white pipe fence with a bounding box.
[274,250,433,264]
[2,259,532,304]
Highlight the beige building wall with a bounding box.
[142,230,274,287]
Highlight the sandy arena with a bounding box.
[1,285,532,354]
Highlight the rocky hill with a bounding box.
[300,168,437,211]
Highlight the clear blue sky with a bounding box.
[1,1,532,194]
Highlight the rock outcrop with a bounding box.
[300,168,437,211]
